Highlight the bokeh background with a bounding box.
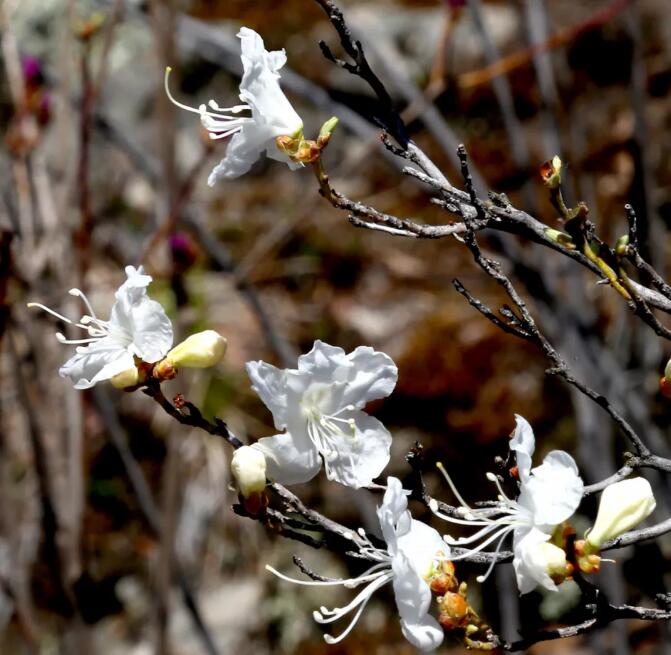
[1,0,671,653]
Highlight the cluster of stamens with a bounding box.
[267,528,392,644]
[28,288,131,350]
[164,68,252,140]
[430,463,531,583]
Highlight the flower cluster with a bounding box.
[27,23,666,651]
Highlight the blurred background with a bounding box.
[1,0,671,653]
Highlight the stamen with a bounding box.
[68,288,98,320]
[27,302,74,324]
[448,525,516,561]
[319,574,392,644]
[437,462,473,511]
[164,67,250,120]
[475,527,514,583]
[486,472,513,502]
[265,565,355,587]
[56,333,99,345]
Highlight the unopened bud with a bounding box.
[661,377,671,399]
[586,478,655,551]
[438,592,469,630]
[166,330,227,370]
[574,540,601,573]
[317,116,339,148]
[544,228,574,249]
[615,234,629,256]
[231,446,267,498]
[110,366,140,389]
[540,155,562,188]
[529,542,568,584]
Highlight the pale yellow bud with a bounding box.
[586,478,656,551]
[533,542,567,579]
[110,366,140,389]
[166,330,227,369]
[231,446,267,498]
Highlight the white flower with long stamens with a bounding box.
[247,340,397,488]
[267,477,448,651]
[430,415,583,595]
[28,266,173,389]
[166,27,304,185]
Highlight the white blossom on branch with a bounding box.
[165,27,304,184]
[28,266,173,389]
[267,476,449,650]
[431,415,583,594]
[247,340,397,488]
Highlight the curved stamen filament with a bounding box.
[475,527,515,583]
[319,574,392,644]
[437,462,473,511]
[27,302,78,325]
[449,525,516,561]
[56,333,100,345]
[164,67,250,120]
[68,288,99,321]
[486,471,513,503]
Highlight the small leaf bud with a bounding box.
[585,478,656,551]
[317,116,339,147]
[540,155,562,188]
[615,234,629,256]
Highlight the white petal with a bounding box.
[207,124,273,184]
[520,450,583,527]
[512,527,557,595]
[246,360,290,429]
[341,346,398,409]
[296,340,349,381]
[237,27,303,135]
[59,341,135,389]
[391,553,444,652]
[376,476,408,552]
[252,432,320,485]
[509,414,535,482]
[128,298,173,363]
[323,411,392,488]
[397,519,450,579]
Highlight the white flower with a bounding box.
[28,266,173,389]
[267,477,448,651]
[246,340,397,488]
[431,415,583,595]
[165,27,304,184]
[586,478,656,551]
[231,446,267,498]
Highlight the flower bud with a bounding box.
[540,155,562,188]
[615,234,629,256]
[317,116,339,148]
[586,478,656,551]
[110,366,140,389]
[166,330,227,369]
[231,446,267,498]
[529,542,568,584]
